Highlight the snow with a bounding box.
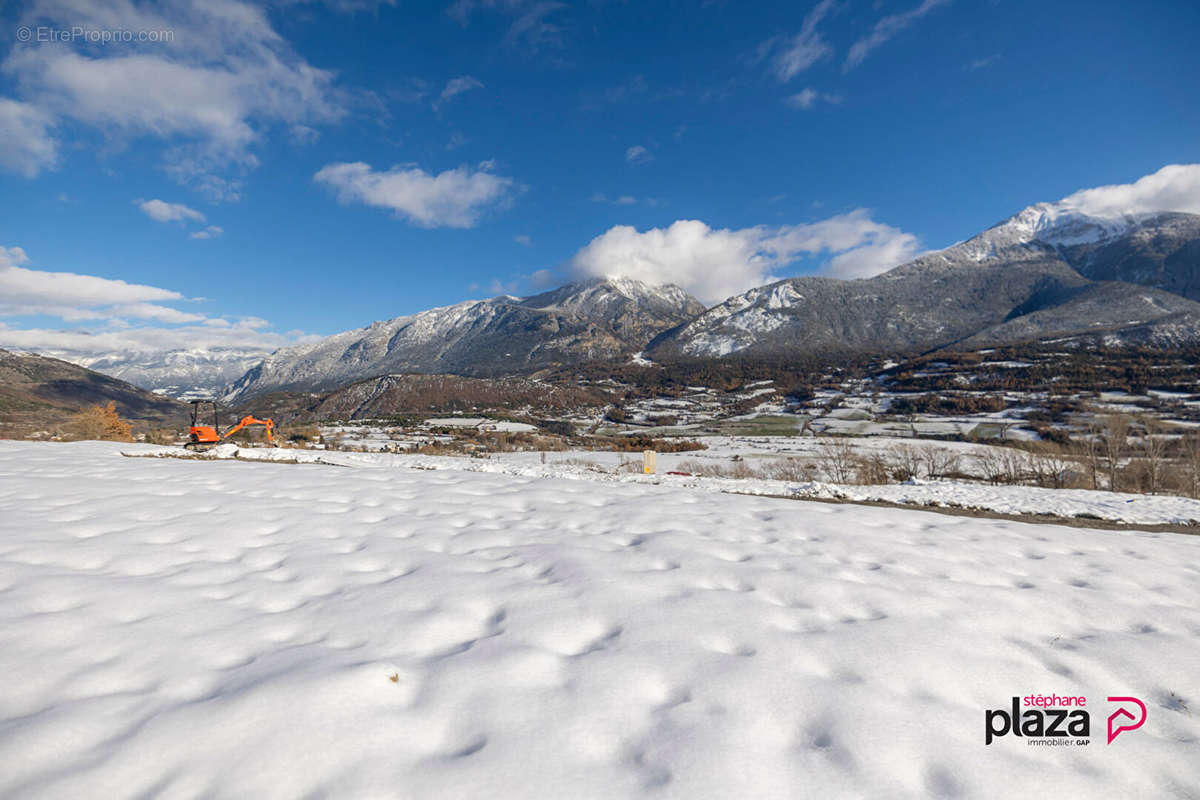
[141,441,1200,526]
[794,479,1200,526]
[422,418,538,432]
[996,202,1148,249]
[3,440,1199,799]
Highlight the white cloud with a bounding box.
[760,0,836,82]
[967,54,1001,71]
[0,97,58,177]
[281,0,397,12]
[0,246,309,367]
[314,161,516,228]
[569,211,921,303]
[0,246,311,371]
[138,199,206,224]
[0,321,299,361]
[783,88,840,110]
[513,234,532,245]
[785,88,819,109]
[625,145,652,164]
[0,244,208,322]
[447,0,567,53]
[4,0,346,195]
[438,75,484,107]
[1057,163,1200,217]
[845,0,951,72]
[190,225,225,240]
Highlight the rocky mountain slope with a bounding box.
[224,278,704,400]
[1054,212,1200,301]
[647,210,1200,360]
[0,349,187,436]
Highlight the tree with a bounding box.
[1181,432,1200,499]
[1073,417,1105,490]
[1137,417,1170,495]
[1028,441,1077,489]
[919,445,961,479]
[890,443,925,481]
[70,402,133,442]
[815,437,857,484]
[1099,414,1130,492]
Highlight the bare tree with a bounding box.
[854,452,891,485]
[765,457,816,483]
[1028,441,1077,489]
[1000,448,1032,484]
[919,445,962,479]
[1072,420,1104,490]
[1099,414,1130,492]
[1136,417,1170,495]
[974,448,1008,485]
[1181,432,1200,499]
[815,437,857,484]
[890,443,925,481]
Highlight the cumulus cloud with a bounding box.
[314,161,516,228]
[3,0,346,195]
[1057,163,1200,217]
[569,211,921,304]
[845,0,951,72]
[0,98,58,177]
[138,199,206,224]
[437,75,484,107]
[0,245,207,322]
[759,0,836,82]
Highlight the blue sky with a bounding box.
[1,0,1199,358]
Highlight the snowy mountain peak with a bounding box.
[1000,201,1151,248]
[526,276,697,310]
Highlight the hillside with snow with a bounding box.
[1,440,1197,798]
[225,278,704,401]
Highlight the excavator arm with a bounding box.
[223,415,275,443]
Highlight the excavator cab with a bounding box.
[186,400,275,450]
[188,400,222,448]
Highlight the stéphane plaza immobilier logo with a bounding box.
[985,694,1147,746]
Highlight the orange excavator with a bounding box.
[186,399,276,450]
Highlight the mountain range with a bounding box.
[20,199,1200,402]
[223,276,704,400]
[647,208,1200,360]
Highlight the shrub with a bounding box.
[69,402,133,442]
[145,428,177,445]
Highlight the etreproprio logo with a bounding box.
[985,694,1146,746]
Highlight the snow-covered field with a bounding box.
[2,441,1199,798]
[141,440,1200,526]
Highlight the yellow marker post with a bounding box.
[643,449,656,475]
